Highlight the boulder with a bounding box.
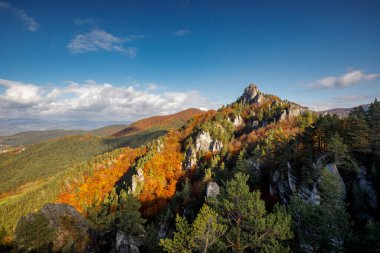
[206,181,220,198]
[15,203,95,253]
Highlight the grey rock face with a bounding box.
[156,139,164,153]
[240,84,266,104]
[195,131,223,153]
[184,147,197,170]
[195,131,213,152]
[286,103,308,118]
[358,167,378,209]
[279,110,287,121]
[130,168,144,196]
[325,163,346,198]
[287,162,297,193]
[233,115,244,127]
[16,203,95,253]
[206,181,220,198]
[116,231,141,253]
[299,183,321,206]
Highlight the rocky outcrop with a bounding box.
[130,168,144,196]
[325,163,346,198]
[270,160,347,206]
[239,84,266,104]
[298,183,321,206]
[251,120,259,130]
[15,204,95,253]
[287,162,297,193]
[286,103,308,118]
[155,139,164,153]
[270,168,295,204]
[184,147,197,170]
[279,110,287,121]
[195,131,223,153]
[358,167,378,209]
[206,181,220,198]
[116,230,141,253]
[232,115,244,127]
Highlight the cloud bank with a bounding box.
[0,1,39,32]
[309,70,379,89]
[0,78,214,121]
[68,29,137,57]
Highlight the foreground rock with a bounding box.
[15,203,95,252]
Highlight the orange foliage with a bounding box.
[57,147,146,213]
[139,133,185,217]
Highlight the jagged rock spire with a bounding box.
[238,84,265,104]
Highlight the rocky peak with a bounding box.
[239,84,265,104]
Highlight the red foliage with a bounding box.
[139,133,184,217]
[57,147,146,213]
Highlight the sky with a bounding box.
[0,0,379,122]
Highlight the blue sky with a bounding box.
[0,0,379,121]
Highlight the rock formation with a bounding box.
[15,204,95,253]
[206,181,220,198]
[238,84,266,104]
[194,131,223,153]
[183,147,197,170]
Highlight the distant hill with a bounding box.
[0,129,87,147]
[90,125,127,137]
[316,104,370,117]
[0,126,128,149]
[0,118,130,136]
[112,108,205,137]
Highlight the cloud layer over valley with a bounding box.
[0,78,214,121]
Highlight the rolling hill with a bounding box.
[112,108,205,137]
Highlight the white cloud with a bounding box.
[309,69,380,89]
[0,78,215,121]
[68,29,137,57]
[0,1,39,32]
[172,29,191,37]
[0,79,41,104]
